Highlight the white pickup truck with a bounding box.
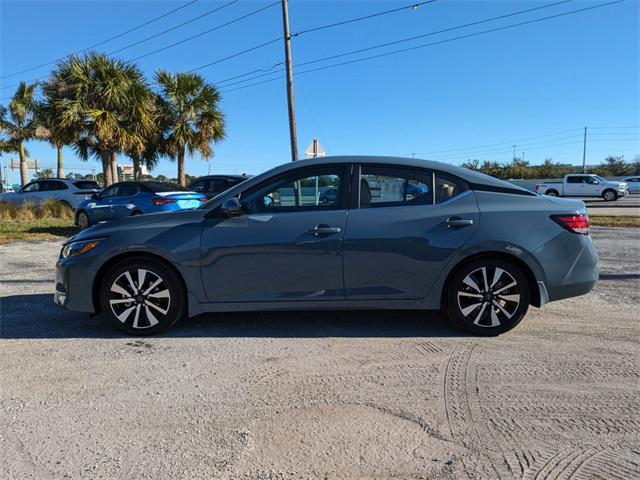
[535,174,629,201]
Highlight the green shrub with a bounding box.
[0,199,75,221]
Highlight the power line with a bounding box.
[220,0,625,94]
[189,37,282,73]
[291,1,437,37]
[129,1,280,62]
[294,0,576,69]
[1,0,200,79]
[189,0,441,76]
[1,1,276,91]
[107,0,240,57]
[214,0,586,89]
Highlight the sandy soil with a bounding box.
[1,228,639,479]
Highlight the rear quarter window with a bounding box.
[73,181,99,190]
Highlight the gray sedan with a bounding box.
[54,156,598,336]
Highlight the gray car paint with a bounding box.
[54,156,598,317]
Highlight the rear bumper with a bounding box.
[535,231,599,303]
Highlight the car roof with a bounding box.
[258,156,531,193]
[193,175,250,181]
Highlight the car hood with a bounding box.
[72,211,182,242]
[606,181,627,187]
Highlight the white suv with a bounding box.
[0,178,100,209]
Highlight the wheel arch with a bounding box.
[440,251,542,308]
[75,209,88,225]
[92,251,188,314]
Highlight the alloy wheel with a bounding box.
[603,191,616,201]
[456,266,520,328]
[109,268,171,329]
[78,213,89,230]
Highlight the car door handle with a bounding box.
[441,217,474,228]
[307,224,341,236]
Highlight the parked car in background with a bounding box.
[621,176,640,193]
[189,174,250,200]
[319,187,338,204]
[535,174,629,201]
[55,156,598,337]
[0,178,100,209]
[75,181,206,230]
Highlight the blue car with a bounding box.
[75,181,206,230]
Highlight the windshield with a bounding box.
[594,176,607,182]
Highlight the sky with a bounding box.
[1,0,639,184]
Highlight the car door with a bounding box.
[90,184,118,222]
[110,183,141,218]
[564,176,583,196]
[342,164,480,300]
[200,164,350,302]
[583,176,601,195]
[17,181,41,204]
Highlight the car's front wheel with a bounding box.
[100,257,185,335]
[445,258,530,336]
[77,211,90,230]
[602,189,617,201]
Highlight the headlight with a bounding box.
[61,238,104,259]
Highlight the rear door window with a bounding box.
[359,165,432,208]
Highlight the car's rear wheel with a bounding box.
[100,258,185,335]
[546,190,558,197]
[445,258,530,336]
[602,189,617,201]
[77,211,90,230]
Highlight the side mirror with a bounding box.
[220,197,242,218]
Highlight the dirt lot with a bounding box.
[1,228,639,479]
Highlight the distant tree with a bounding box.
[479,161,504,178]
[0,83,38,185]
[36,168,54,179]
[155,70,225,187]
[502,158,532,179]
[460,159,480,171]
[537,158,571,179]
[632,155,640,175]
[597,155,628,176]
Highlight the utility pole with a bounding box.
[513,145,516,160]
[522,151,525,162]
[582,126,587,173]
[281,0,298,162]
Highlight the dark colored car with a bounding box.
[55,156,598,337]
[188,175,250,201]
[75,182,206,230]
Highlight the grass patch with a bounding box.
[0,218,78,243]
[0,200,78,243]
[590,215,640,228]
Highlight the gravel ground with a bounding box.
[1,228,639,479]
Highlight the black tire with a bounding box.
[445,258,530,336]
[546,189,559,197]
[77,211,90,230]
[131,210,143,216]
[99,257,185,335]
[602,189,617,201]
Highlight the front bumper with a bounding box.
[54,254,98,313]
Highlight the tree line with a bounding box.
[0,52,225,187]
[460,156,640,180]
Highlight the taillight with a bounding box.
[152,197,176,206]
[551,214,590,235]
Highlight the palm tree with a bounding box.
[34,94,76,179]
[44,52,157,186]
[156,70,225,187]
[0,83,38,185]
